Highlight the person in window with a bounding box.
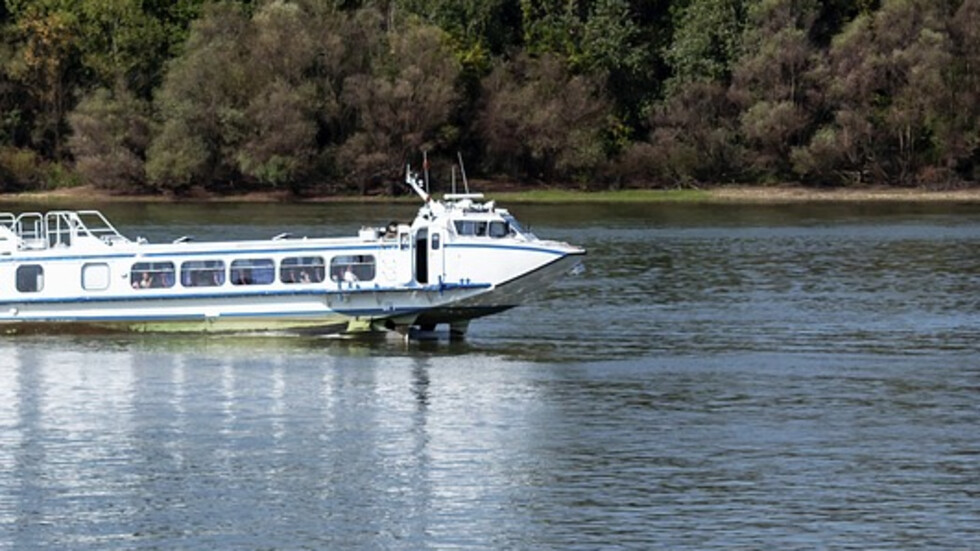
[343,265,358,282]
[235,269,251,285]
[134,271,153,289]
[384,221,398,239]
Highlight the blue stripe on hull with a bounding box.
[0,282,491,307]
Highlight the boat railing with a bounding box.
[0,210,129,250]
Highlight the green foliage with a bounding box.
[644,80,743,185]
[68,86,152,192]
[665,0,747,90]
[580,0,645,75]
[145,2,250,191]
[0,146,44,190]
[3,4,80,159]
[338,20,461,190]
[75,0,168,95]
[396,0,520,58]
[729,0,820,180]
[795,0,963,185]
[479,53,611,182]
[0,0,976,194]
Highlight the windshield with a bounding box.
[501,214,535,240]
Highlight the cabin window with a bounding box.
[454,220,508,237]
[489,221,509,238]
[181,260,225,287]
[432,233,441,250]
[454,220,487,236]
[82,263,110,291]
[131,262,175,289]
[16,265,43,293]
[280,256,325,284]
[330,255,375,283]
[231,259,275,286]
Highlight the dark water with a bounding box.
[0,202,978,549]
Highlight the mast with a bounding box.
[457,151,470,194]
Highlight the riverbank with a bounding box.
[2,184,979,205]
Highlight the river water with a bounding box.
[0,201,977,549]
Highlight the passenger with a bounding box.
[299,270,312,283]
[343,265,358,282]
[384,221,399,239]
[134,271,153,288]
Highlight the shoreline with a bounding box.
[2,184,979,205]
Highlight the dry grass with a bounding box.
[708,186,980,203]
[2,184,979,205]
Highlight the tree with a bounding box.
[74,0,167,97]
[664,0,747,92]
[145,3,251,191]
[232,1,317,187]
[792,0,958,185]
[638,80,743,186]
[395,0,521,60]
[479,52,611,182]
[4,5,79,159]
[943,0,979,182]
[729,0,821,180]
[337,21,461,192]
[68,86,152,192]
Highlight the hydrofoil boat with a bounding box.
[0,168,585,337]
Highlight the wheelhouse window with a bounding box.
[231,259,274,286]
[181,260,225,287]
[455,220,510,237]
[82,263,110,291]
[489,221,509,238]
[330,255,375,282]
[131,262,175,289]
[280,256,325,284]
[16,265,43,293]
[502,213,534,239]
[454,221,484,236]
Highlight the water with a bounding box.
[0,201,978,549]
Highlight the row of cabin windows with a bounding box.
[454,220,510,238]
[12,255,376,293]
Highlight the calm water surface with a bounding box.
[0,202,978,549]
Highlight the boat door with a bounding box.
[414,228,445,285]
[414,228,428,284]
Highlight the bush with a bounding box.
[0,147,44,191]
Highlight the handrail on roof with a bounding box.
[0,209,129,249]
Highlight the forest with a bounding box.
[0,0,977,196]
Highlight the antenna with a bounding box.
[451,165,457,195]
[423,150,430,194]
[457,151,470,194]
